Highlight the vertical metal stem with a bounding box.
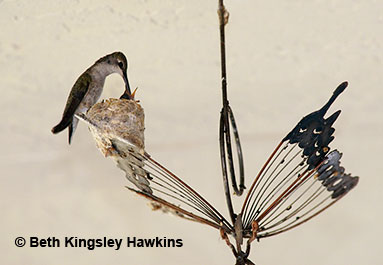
[218,0,236,225]
[218,0,246,226]
[218,0,228,109]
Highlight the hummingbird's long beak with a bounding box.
[120,72,132,100]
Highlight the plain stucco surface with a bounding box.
[1,1,382,264]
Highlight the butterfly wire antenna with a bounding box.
[218,0,246,225]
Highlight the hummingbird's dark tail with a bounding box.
[51,119,71,134]
[52,118,73,144]
[52,116,78,144]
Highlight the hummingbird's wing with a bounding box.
[239,82,358,239]
[51,72,92,143]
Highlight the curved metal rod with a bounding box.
[221,107,245,196]
[228,106,245,193]
[219,110,236,223]
[219,106,246,223]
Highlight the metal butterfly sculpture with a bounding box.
[59,1,359,265]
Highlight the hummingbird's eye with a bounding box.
[118,61,124,69]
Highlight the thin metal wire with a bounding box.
[144,160,222,224]
[259,195,337,238]
[247,145,299,221]
[253,149,302,218]
[242,142,287,225]
[143,154,234,230]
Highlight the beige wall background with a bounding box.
[1,0,382,264]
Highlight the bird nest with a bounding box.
[75,98,152,194]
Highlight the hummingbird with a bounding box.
[51,51,134,144]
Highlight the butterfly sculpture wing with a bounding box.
[125,151,233,233]
[75,106,233,234]
[240,82,359,238]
